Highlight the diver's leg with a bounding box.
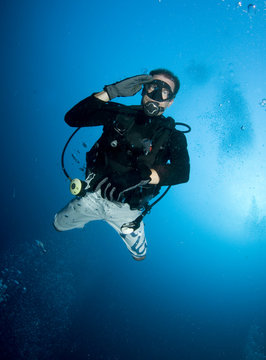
[104,202,147,260]
[53,191,103,231]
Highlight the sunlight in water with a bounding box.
[226,153,266,221]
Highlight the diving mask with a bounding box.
[143,79,174,102]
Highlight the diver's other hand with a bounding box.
[100,168,152,202]
[104,74,153,100]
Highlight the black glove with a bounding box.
[98,167,152,202]
[104,74,153,100]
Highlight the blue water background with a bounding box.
[0,0,266,359]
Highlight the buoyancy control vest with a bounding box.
[85,108,176,179]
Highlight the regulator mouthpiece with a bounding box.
[143,101,162,117]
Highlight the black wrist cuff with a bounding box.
[104,85,116,100]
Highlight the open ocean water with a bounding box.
[0,0,266,359]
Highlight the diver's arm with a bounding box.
[64,93,113,127]
[65,75,152,127]
[153,131,190,186]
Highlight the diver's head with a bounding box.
[142,69,180,117]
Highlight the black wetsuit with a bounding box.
[65,94,190,209]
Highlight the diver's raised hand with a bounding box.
[104,74,153,100]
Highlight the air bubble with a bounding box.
[259,99,266,107]
[247,4,256,15]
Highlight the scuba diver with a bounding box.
[54,69,190,261]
